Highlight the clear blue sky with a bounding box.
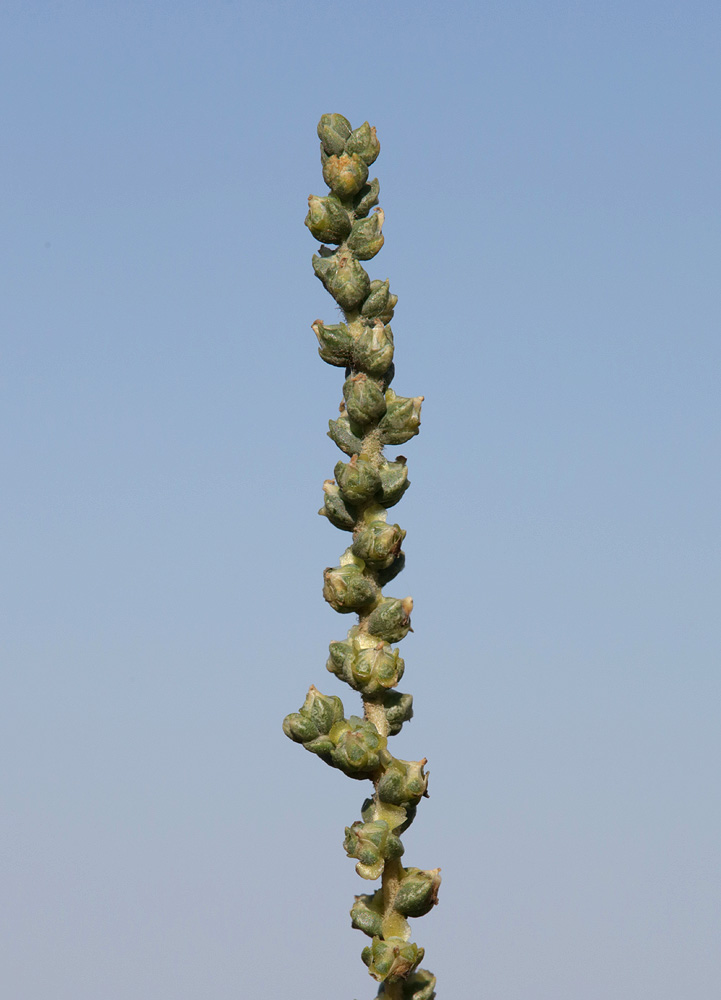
[2,3,719,998]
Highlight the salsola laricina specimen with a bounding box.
[283,114,439,1000]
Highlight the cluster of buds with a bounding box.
[283,115,438,997]
[283,686,388,779]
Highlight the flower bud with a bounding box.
[378,389,423,445]
[361,279,393,319]
[352,519,405,569]
[377,969,437,1000]
[345,121,381,165]
[327,414,363,456]
[305,194,353,244]
[326,638,352,679]
[323,564,378,613]
[362,936,424,983]
[346,209,385,260]
[317,113,352,156]
[282,687,346,761]
[393,868,441,919]
[382,690,414,735]
[350,892,384,937]
[319,481,357,531]
[379,458,410,507]
[365,596,413,642]
[322,152,369,199]
[353,177,380,218]
[349,642,405,695]
[353,320,394,376]
[282,711,317,744]
[344,820,404,879]
[311,320,353,367]
[377,757,429,808]
[312,250,371,311]
[360,279,397,324]
[329,716,386,778]
[334,454,381,504]
[343,372,387,427]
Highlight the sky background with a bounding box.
[2,2,720,998]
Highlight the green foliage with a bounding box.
[283,116,438,998]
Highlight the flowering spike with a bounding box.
[283,116,438,994]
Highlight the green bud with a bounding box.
[346,208,385,260]
[350,892,384,937]
[334,454,381,504]
[325,633,353,684]
[305,194,353,244]
[312,319,353,367]
[393,868,442,919]
[379,457,410,507]
[323,564,378,613]
[322,152,369,199]
[378,969,437,1000]
[378,389,423,445]
[304,685,344,733]
[325,633,404,696]
[377,757,429,808]
[353,177,380,218]
[350,642,405,695]
[319,480,357,531]
[360,279,397,324]
[361,279,393,319]
[328,414,363,456]
[365,596,414,642]
[343,820,404,879]
[362,936,424,983]
[345,120,381,165]
[382,690,414,735]
[282,685,345,744]
[326,638,352,678]
[329,716,386,778]
[317,113,352,156]
[353,320,395,376]
[352,519,405,568]
[282,711,317,744]
[343,372,387,427]
[312,250,371,312]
